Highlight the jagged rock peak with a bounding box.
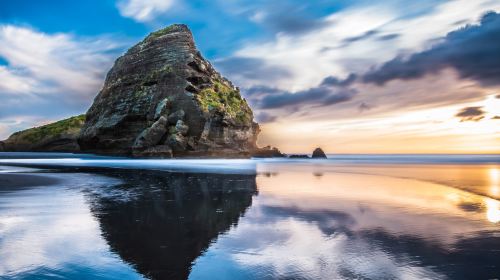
[78,24,259,158]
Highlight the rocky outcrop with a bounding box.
[0,115,84,152]
[289,154,310,159]
[312,147,327,158]
[252,146,286,158]
[78,24,259,158]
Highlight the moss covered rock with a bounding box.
[1,115,85,152]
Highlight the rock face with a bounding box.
[78,24,259,158]
[312,147,327,158]
[0,115,85,153]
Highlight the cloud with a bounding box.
[0,25,120,99]
[358,102,372,112]
[455,106,485,122]
[116,0,174,22]
[320,73,357,87]
[363,12,500,86]
[250,4,328,35]
[377,33,400,41]
[215,57,292,88]
[256,75,357,109]
[0,25,123,138]
[231,0,500,93]
[244,85,283,97]
[255,112,277,123]
[342,30,379,44]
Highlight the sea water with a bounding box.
[0,153,498,279]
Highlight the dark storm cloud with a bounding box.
[253,74,357,109]
[363,12,500,86]
[455,106,485,122]
[320,73,357,87]
[215,57,292,82]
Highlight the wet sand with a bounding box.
[0,173,60,190]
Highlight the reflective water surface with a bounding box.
[0,153,499,279]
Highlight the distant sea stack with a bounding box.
[78,24,259,158]
[312,147,327,158]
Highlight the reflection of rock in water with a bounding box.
[313,172,324,178]
[87,170,257,280]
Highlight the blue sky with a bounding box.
[0,0,499,153]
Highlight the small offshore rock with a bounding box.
[311,147,327,158]
[252,146,286,158]
[289,154,310,159]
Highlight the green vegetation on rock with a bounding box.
[197,81,252,124]
[145,24,182,41]
[9,115,86,143]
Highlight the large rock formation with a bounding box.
[0,115,84,152]
[78,24,259,158]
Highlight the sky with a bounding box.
[0,0,499,154]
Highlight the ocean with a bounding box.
[0,153,499,279]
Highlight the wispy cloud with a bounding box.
[455,106,486,122]
[253,75,357,109]
[0,25,123,138]
[116,0,174,22]
[248,2,328,35]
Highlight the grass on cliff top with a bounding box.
[197,81,253,124]
[9,114,86,143]
[145,24,184,41]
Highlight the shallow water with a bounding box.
[0,153,498,279]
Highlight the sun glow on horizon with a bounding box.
[258,93,500,154]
